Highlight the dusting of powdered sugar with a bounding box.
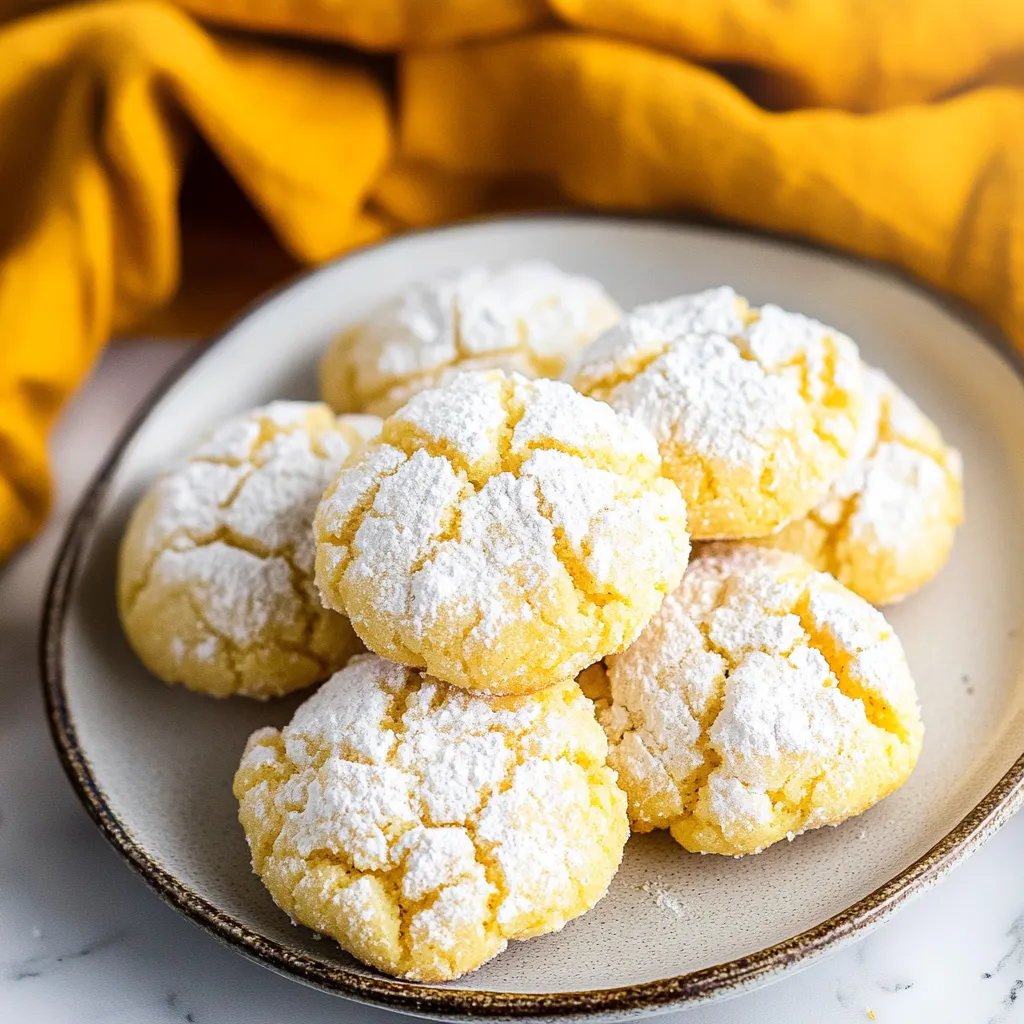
[324,261,621,415]
[841,369,963,550]
[315,369,690,692]
[755,367,964,604]
[641,876,688,920]
[122,402,381,657]
[234,654,627,980]
[568,287,865,502]
[598,544,923,850]
[565,285,746,386]
[812,371,884,523]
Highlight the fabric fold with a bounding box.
[549,0,1024,110]
[0,0,390,556]
[0,0,1020,559]
[400,32,1024,345]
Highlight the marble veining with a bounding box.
[4,931,127,982]
[978,915,1024,1024]
[165,991,198,1023]
[3,344,1024,1024]
[993,914,1024,976]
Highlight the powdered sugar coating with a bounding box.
[755,368,964,604]
[118,403,381,698]
[592,544,923,856]
[568,287,867,539]
[320,261,622,417]
[314,370,691,695]
[233,654,628,982]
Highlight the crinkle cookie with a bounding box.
[314,369,691,695]
[752,368,963,605]
[320,261,621,416]
[591,544,923,856]
[234,654,628,982]
[118,402,381,699]
[567,287,866,540]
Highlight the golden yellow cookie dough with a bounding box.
[320,261,621,416]
[234,654,629,982]
[314,369,691,695]
[568,287,867,540]
[118,402,380,699]
[593,544,924,856]
[752,368,964,605]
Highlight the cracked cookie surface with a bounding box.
[590,544,923,856]
[751,368,964,605]
[118,402,381,699]
[567,287,866,539]
[314,369,691,695]
[320,261,621,417]
[233,653,629,982]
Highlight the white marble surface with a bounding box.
[2,342,1024,1024]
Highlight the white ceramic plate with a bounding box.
[43,217,1024,1021]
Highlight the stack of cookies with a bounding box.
[117,261,963,983]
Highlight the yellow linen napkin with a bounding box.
[0,0,1020,559]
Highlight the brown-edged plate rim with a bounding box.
[39,213,1024,1020]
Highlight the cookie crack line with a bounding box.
[123,524,306,616]
[496,375,527,467]
[574,339,672,399]
[249,673,422,864]
[216,463,257,513]
[881,430,956,468]
[815,496,860,581]
[681,619,730,814]
[235,659,628,982]
[694,572,909,741]
[193,410,319,469]
[599,545,926,856]
[126,544,333,683]
[763,761,832,823]
[792,583,910,741]
[318,457,409,587]
[179,588,245,692]
[316,369,690,695]
[173,571,326,681]
[570,288,868,539]
[384,430,485,489]
[120,525,188,614]
[120,402,382,700]
[124,418,332,614]
[530,477,621,611]
[323,262,621,418]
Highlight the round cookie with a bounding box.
[234,654,629,982]
[567,286,867,539]
[320,261,621,416]
[118,402,381,699]
[591,544,923,856]
[752,368,963,605]
[314,369,691,695]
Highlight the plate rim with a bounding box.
[39,213,1024,1019]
